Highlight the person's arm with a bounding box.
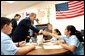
[42,31,61,38]
[29,25,39,33]
[58,36,79,53]
[15,41,26,47]
[24,19,39,33]
[1,35,35,55]
[49,32,60,38]
[59,43,76,53]
[16,44,35,55]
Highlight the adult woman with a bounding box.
[43,23,53,40]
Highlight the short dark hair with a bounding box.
[54,29,61,35]
[1,17,11,29]
[14,14,21,17]
[47,23,52,26]
[29,13,36,17]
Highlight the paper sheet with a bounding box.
[35,46,42,49]
[43,45,63,49]
[26,43,42,49]
[42,42,54,45]
[26,42,63,49]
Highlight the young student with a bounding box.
[43,25,84,55]
[50,29,61,42]
[1,17,35,55]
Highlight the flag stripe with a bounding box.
[69,2,84,9]
[56,6,84,13]
[56,12,84,18]
[56,1,84,19]
[56,8,84,15]
[68,1,84,5]
[56,13,84,19]
[56,11,84,17]
[68,1,78,3]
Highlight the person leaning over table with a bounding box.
[42,25,84,55]
[1,17,35,55]
[12,13,42,42]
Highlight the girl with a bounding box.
[50,29,61,42]
[43,25,84,55]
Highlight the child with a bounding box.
[43,25,84,55]
[1,17,35,55]
[50,29,61,42]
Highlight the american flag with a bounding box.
[55,1,84,19]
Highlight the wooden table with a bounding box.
[27,48,70,55]
[26,42,71,55]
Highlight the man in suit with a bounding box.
[12,13,41,42]
[9,14,21,37]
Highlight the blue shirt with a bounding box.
[61,35,84,55]
[50,37,57,42]
[1,32,18,55]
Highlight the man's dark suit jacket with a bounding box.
[12,18,39,42]
[9,19,17,37]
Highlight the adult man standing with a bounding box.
[12,13,42,42]
[9,14,21,37]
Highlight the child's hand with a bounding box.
[19,41,26,47]
[54,40,65,45]
[59,40,65,44]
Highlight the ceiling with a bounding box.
[1,1,41,17]
[1,1,68,17]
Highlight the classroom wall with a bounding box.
[6,1,84,35]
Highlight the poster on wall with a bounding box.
[37,9,49,24]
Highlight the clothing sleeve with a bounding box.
[50,37,57,42]
[29,25,39,33]
[11,19,17,29]
[24,20,39,33]
[68,36,79,48]
[59,35,66,41]
[1,36,18,55]
[60,35,79,48]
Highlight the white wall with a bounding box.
[50,15,84,35]
[6,1,84,35]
